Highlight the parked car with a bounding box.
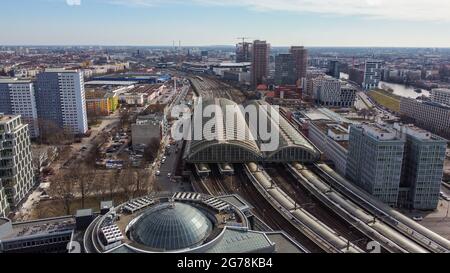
[155,171,161,176]
[412,216,423,221]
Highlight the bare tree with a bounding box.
[48,170,76,215]
[77,164,96,209]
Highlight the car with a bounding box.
[444,196,450,201]
[412,216,423,221]
[155,171,161,176]
[167,173,172,178]
[162,156,167,160]
[161,159,166,164]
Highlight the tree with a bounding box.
[144,137,161,162]
[77,164,96,209]
[48,170,76,215]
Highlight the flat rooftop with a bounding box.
[0,78,32,84]
[0,216,75,240]
[85,80,137,86]
[0,114,18,122]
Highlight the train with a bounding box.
[195,163,211,178]
[245,162,362,253]
[290,163,428,253]
[218,163,234,176]
[315,163,450,252]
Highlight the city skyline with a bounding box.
[2,0,450,47]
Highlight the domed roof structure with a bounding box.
[129,202,213,251]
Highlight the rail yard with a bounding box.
[181,74,450,253]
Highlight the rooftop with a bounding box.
[0,216,75,241]
[85,81,138,86]
[0,78,32,84]
[129,202,213,251]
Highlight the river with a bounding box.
[340,73,429,98]
[378,81,430,99]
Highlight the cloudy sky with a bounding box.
[1,0,450,47]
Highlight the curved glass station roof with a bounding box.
[186,98,320,163]
[186,98,263,162]
[129,202,213,251]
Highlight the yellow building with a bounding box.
[85,90,119,116]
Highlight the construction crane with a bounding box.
[236,37,253,45]
[236,37,253,62]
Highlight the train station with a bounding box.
[184,98,321,164]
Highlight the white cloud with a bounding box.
[110,0,450,22]
[66,0,81,6]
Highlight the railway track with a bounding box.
[266,164,371,250]
[232,165,324,252]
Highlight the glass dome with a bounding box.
[129,202,213,251]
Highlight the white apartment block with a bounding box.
[37,69,88,135]
[58,70,88,134]
[430,88,450,106]
[0,79,39,138]
[0,115,34,208]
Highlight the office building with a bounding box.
[395,124,447,210]
[348,67,364,87]
[35,69,88,135]
[327,60,341,79]
[0,115,34,208]
[311,76,357,108]
[251,40,270,88]
[0,79,39,138]
[290,46,308,85]
[430,88,450,106]
[309,121,350,176]
[363,60,382,90]
[275,53,295,85]
[400,98,450,139]
[236,42,252,63]
[347,124,405,206]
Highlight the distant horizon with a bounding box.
[2,44,450,49]
[2,1,450,48]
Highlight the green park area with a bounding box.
[368,89,401,112]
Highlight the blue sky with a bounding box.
[1,0,450,47]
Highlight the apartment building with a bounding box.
[0,115,34,208]
[35,69,88,135]
[0,79,39,138]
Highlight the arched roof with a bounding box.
[187,98,262,162]
[248,100,320,162]
[185,98,320,163]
